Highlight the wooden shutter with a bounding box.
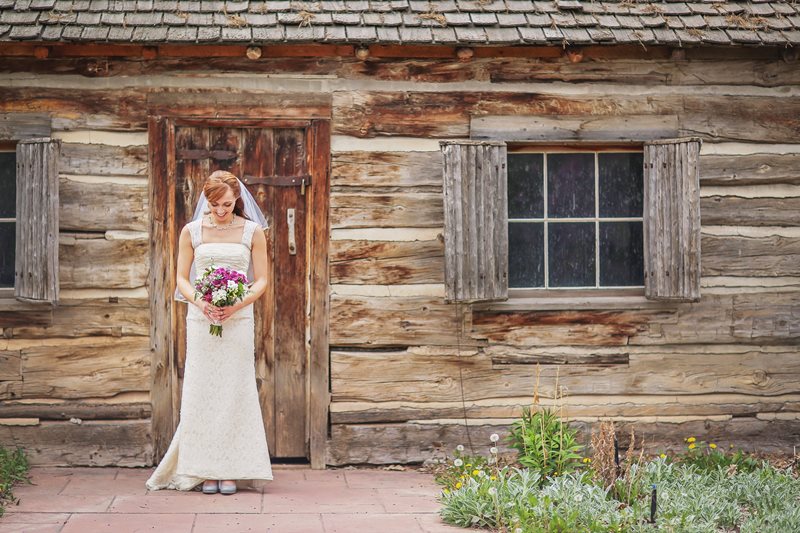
[643,138,701,301]
[441,140,508,303]
[15,138,59,304]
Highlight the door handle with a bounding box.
[287,208,296,255]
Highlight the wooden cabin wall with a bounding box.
[0,50,797,466]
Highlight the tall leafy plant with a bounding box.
[507,406,583,480]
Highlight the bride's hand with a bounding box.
[198,301,221,322]
[216,303,240,323]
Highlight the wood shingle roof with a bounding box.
[1,0,798,47]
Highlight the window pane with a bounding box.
[0,222,14,287]
[0,152,15,218]
[598,152,643,217]
[547,153,594,218]
[509,222,544,288]
[548,222,595,287]
[599,222,643,286]
[508,153,544,218]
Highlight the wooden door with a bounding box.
[170,120,314,459]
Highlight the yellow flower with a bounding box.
[688,443,696,450]
[443,489,450,494]
[466,464,472,468]
[582,457,591,463]
[455,482,462,489]
[686,437,696,444]
[709,443,717,449]
[459,475,466,480]
[472,470,480,476]
[660,453,667,459]
[490,476,497,481]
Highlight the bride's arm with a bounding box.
[219,228,268,321]
[176,226,205,309]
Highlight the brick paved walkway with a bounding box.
[0,466,464,533]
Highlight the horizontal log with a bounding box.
[60,234,149,289]
[334,91,800,143]
[630,292,800,345]
[0,306,53,327]
[60,178,148,232]
[327,416,800,465]
[0,401,151,421]
[701,233,800,277]
[0,87,147,131]
[331,344,800,403]
[701,195,800,227]
[700,153,800,186]
[471,309,667,347]
[7,298,149,339]
[18,337,150,400]
[331,239,444,285]
[331,151,442,188]
[472,114,679,142]
[330,192,443,229]
[330,393,800,424]
[60,142,148,177]
[0,112,51,139]
[0,419,152,466]
[330,296,470,347]
[147,91,331,119]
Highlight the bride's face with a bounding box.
[208,188,237,223]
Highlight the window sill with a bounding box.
[0,297,54,326]
[473,294,679,312]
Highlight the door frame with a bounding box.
[148,97,331,468]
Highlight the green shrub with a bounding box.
[506,406,584,480]
[0,446,29,517]
[678,436,762,474]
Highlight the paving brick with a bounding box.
[60,514,194,533]
[193,513,324,533]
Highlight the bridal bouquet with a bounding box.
[194,266,249,337]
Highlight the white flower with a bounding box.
[490,446,498,455]
[477,470,485,477]
[453,458,463,467]
[488,487,497,496]
[515,529,523,533]
[456,444,464,452]
[227,280,237,290]
[211,288,227,304]
[490,433,500,443]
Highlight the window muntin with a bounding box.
[508,149,644,290]
[0,149,15,288]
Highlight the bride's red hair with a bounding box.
[203,170,249,220]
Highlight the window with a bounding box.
[0,146,15,289]
[507,148,644,290]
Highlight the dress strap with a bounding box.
[241,219,258,249]
[188,219,203,248]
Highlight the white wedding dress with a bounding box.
[146,218,273,491]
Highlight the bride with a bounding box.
[146,170,273,495]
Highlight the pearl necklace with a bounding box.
[208,214,237,230]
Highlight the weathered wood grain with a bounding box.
[15,138,60,304]
[330,192,443,229]
[0,350,21,380]
[7,298,149,339]
[701,233,800,277]
[330,239,444,285]
[60,142,148,177]
[0,419,152,466]
[471,114,679,142]
[732,292,800,340]
[330,296,471,347]
[331,151,443,188]
[0,401,151,420]
[330,393,800,424]
[334,91,800,142]
[700,153,800,186]
[644,139,701,301]
[701,195,800,227]
[331,345,800,404]
[0,113,50,139]
[147,91,331,119]
[59,234,148,289]
[0,87,147,131]
[60,178,148,231]
[327,415,800,464]
[19,338,150,400]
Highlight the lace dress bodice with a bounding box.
[185,219,259,323]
